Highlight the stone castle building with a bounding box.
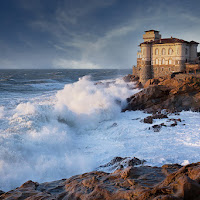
[133,30,200,85]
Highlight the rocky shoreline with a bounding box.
[1,75,200,200]
[123,74,200,113]
[1,159,200,199]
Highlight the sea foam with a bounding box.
[1,76,200,192]
[0,76,138,191]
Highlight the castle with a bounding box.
[133,30,200,85]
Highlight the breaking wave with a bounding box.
[0,76,138,191]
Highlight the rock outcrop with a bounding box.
[123,74,143,88]
[1,160,200,200]
[123,76,200,113]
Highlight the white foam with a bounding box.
[1,76,200,192]
[15,102,36,115]
[182,160,190,166]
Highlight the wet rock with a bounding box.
[143,113,168,124]
[123,76,200,113]
[152,124,162,132]
[152,113,168,119]
[123,74,139,83]
[98,156,146,171]
[124,85,171,112]
[123,74,143,89]
[1,162,200,200]
[167,118,182,123]
[149,123,166,132]
[143,116,153,124]
[167,118,182,127]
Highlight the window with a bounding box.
[168,48,173,55]
[169,68,171,71]
[185,48,188,55]
[177,48,179,55]
[162,58,165,65]
[162,68,164,71]
[151,61,154,65]
[162,48,166,55]
[169,59,172,65]
[155,59,159,65]
[155,48,159,55]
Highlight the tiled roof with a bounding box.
[140,38,199,45]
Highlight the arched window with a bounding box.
[162,58,165,65]
[155,48,159,55]
[155,59,159,65]
[168,48,173,55]
[162,48,166,55]
[169,59,172,65]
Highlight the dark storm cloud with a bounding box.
[0,0,200,69]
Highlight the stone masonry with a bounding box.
[133,30,199,85]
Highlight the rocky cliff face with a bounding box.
[123,75,200,113]
[1,160,200,200]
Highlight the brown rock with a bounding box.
[143,116,153,124]
[123,76,200,113]
[123,74,139,83]
[1,161,200,200]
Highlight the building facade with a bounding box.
[134,30,199,84]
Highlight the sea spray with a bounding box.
[0,75,137,191]
[1,73,200,192]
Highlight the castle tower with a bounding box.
[139,43,152,84]
[143,30,161,42]
[175,43,185,72]
[190,42,198,63]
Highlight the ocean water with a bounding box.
[0,69,200,191]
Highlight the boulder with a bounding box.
[123,74,139,83]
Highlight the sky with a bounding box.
[0,0,200,69]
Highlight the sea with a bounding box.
[0,69,200,191]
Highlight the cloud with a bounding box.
[1,0,200,69]
[53,58,102,69]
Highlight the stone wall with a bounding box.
[153,65,182,78]
[174,73,200,80]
